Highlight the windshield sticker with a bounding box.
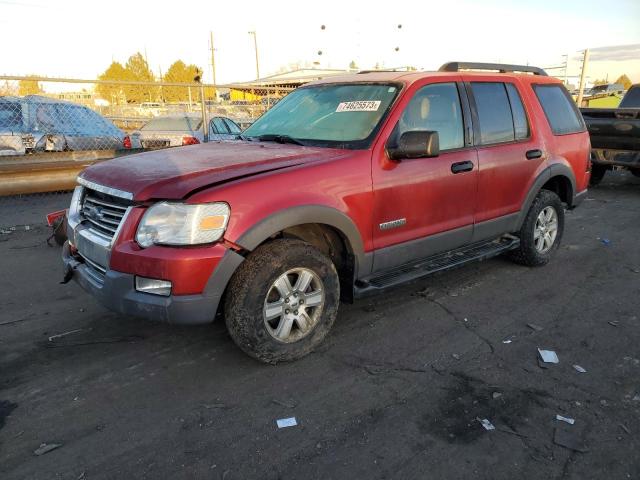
[336,101,381,112]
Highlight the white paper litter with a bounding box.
[478,418,495,431]
[573,364,587,373]
[276,417,297,429]
[502,340,512,344]
[538,349,559,363]
[556,414,575,425]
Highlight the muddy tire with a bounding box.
[224,239,340,364]
[590,164,607,186]
[509,189,564,267]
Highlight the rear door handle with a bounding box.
[451,161,474,174]
[526,149,543,160]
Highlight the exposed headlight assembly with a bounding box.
[136,202,230,248]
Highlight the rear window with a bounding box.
[471,82,515,144]
[534,84,585,135]
[142,116,202,131]
[0,105,23,130]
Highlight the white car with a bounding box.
[132,113,242,149]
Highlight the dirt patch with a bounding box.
[422,372,548,444]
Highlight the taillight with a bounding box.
[123,136,132,149]
[182,136,200,146]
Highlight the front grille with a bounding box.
[80,188,131,239]
[79,253,106,285]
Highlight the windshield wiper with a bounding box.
[255,134,306,146]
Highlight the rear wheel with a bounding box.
[224,239,340,364]
[630,168,640,178]
[509,190,564,267]
[589,164,607,186]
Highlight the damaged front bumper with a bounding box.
[61,241,231,324]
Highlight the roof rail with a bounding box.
[439,62,547,76]
[356,69,399,74]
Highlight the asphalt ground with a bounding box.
[1,170,639,480]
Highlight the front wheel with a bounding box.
[224,239,340,364]
[630,168,640,178]
[509,190,564,267]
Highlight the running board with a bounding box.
[355,237,520,296]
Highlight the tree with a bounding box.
[614,74,632,90]
[593,78,608,86]
[349,60,359,71]
[96,61,128,104]
[18,76,43,96]
[162,60,202,102]
[123,53,157,103]
[0,81,18,96]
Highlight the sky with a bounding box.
[1,0,639,88]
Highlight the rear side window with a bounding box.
[620,87,640,108]
[505,83,529,140]
[534,84,585,135]
[471,82,515,144]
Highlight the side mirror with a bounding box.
[387,130,440,160]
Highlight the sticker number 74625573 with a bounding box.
[336,101,381,112]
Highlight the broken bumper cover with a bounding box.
[62,242,242,325]
[572,189,588,208]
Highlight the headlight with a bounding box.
[136,202,230,248]
[69,185,84,217]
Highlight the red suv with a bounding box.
[62,62,590,363]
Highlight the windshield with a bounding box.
[142,116,202,131]
[243,83,400,148]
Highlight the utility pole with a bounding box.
[210,31,218,100]
[576,48,590,107]
[158,65,163,102]
[562,54,568,86]
[248,30,260,80]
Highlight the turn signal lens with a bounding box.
[199,215,227,230]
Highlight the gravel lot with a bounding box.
[1,171,639,480]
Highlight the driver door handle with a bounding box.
[451,160,474,174]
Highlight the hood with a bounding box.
[79,141,352,201]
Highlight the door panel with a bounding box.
[469,81,544,225]
[372,81,477,271]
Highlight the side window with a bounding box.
[396,82,464,151]
[210,117,229,134]
[471,82,514,144]
[505,83,530,140]
[224,118,242,134]
[534,84,585,135]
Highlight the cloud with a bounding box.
[588,44,640,62]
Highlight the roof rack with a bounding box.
[439,62,547,76]
[356,69,400,74]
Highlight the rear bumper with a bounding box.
[62,241,244,325]
[591,149,640,168]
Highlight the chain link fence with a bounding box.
[0,76,295,157]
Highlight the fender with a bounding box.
[233,204,370,277]
[515,163,576,230]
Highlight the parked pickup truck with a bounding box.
[580,84,640,185]
[62,62,590,363]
